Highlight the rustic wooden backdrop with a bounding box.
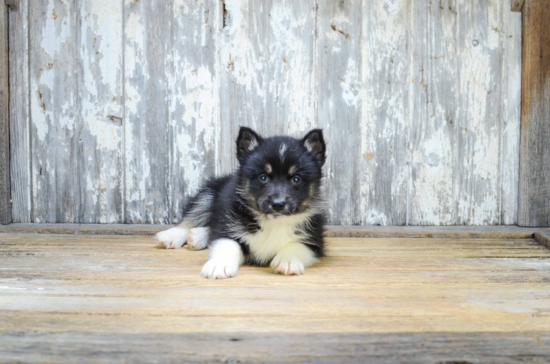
[8,0,522,225]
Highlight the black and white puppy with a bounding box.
[156,127,326,279]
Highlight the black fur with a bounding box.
[181,127,326,266]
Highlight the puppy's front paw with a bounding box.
[201,258,239,279]
[270,255,305,276]
[155,227,189,249]
[187,227,209,250]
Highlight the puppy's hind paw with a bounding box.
[270,255,305,276]
[155,227,189,249]
[187,227,209,250]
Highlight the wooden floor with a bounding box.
[1,232,550,363]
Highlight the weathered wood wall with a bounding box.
[8,0,522,225]
[518,0,550,227]
[0,2,11,225]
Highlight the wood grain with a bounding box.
[518,0,550,226]
[8,0,31,223]
[511,0,526,12]
[168,0,219,223]
[360,0,410,226]
[8,1,523,225]
[123,0,171,224]
[1,332,550,363]
[409,0,457,225]
[316,0,362,225]
[534,231,550,250]
[500,7,522,224]
[455,0,504,225]
[1,224,543,239]
[1,234,550,361]
[28,0,80,223]
[0,3,10,225]
[76,0,124,223]
[217,0,317,175]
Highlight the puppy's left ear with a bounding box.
[301,129,326,165]
[236,126,262,162]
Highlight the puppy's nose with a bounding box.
[271,199,285,212]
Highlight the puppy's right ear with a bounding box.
[236,127,262,162]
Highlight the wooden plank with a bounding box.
[1,233,550,364]
[217,0,317,174]
[534,231,550,250]
[409,0,458,225]
[455,0,506,225]
[500,6,522,224]
[123,0,171,223]
[0,223,542,239]
[76,0,123,223]
[168,0,219,223]
[8,0,31,223]
[28,0,80,223]
[518,0,550,226]
[0,2,10,225]
[316,0,362,224]
[1,331,549,363]
[359,0,410,225]
[511,0,526,12]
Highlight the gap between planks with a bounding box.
[1,224,550,251]
[0,223,548,239]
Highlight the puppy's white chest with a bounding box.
[244,215,306,264]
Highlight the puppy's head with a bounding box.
[236,127,326,218]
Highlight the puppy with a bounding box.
[155,127,326,279]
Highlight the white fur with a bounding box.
[155,225,190,249]
[187,227,209,250]
[270,242,318,275]
[243,212,315,267]
[279,143,287,163]
[201,239,244,279]
[248,138,258,151]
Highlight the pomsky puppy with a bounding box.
[155,127,326,279]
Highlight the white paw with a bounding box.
[155,227,189,249]
[187,227,209,250]
[201,258,239,279]
[270,255,305,275]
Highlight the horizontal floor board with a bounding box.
[1,331,549,364]
[1,233,550,361]
[2,224,548,240]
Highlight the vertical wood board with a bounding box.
[168,0,219,223]
[8,0,31,223]
[409,0,458,226]
[359,0,410,226]
[123,0,171,223]
[518,0,550,226]
[29,0,80,222]
[316,0,362,225]
[0,2,10,224]
[76,0,124,223]
[500,8,522,225]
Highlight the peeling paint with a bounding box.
[16,0,521,225]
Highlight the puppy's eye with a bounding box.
[291,176,301,185]
[259,174,269,183]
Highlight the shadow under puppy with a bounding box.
[156,127,326,279]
